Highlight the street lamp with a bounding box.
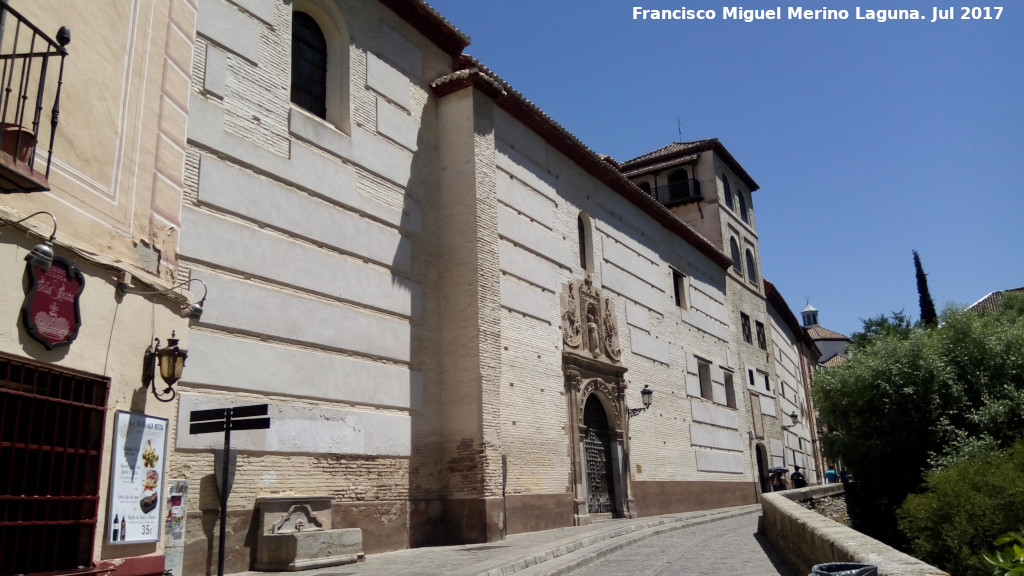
[117,278,208,320]
[0,210,58,269]
[143,331,187,402]
[627,384,654,417]
[781,411,799,430]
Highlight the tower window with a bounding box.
[722,174,734,210]
[755,321,767,350]
[737,190,749,224]
[745,250,758,285]
[730,237,742,276]
[741,313,752,344]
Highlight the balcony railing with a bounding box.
[0,4,69,192]
[647,179,702,207]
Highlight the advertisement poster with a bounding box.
[107,411,168,545]
[163,479,189,576]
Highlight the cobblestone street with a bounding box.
[567,512,797,576]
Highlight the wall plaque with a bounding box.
[21,255,84,350]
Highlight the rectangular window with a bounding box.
[755,321,767,350]
[698,360,713,401]
[748,369,755,388]
[724,372,736,409]
[0,352,109,574]
[741,313,752,344]
[749,393,764,438]
[672,269,687,308]
[763,372,771,391]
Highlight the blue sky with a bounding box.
[425,0,1024,337]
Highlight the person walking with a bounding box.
[790,465,807,488]
[825,466,838,484]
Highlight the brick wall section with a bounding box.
[435,88,502,501]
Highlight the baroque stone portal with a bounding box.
[561,277,634,524]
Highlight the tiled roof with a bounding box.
[807,325,850,341]
[821,353,848,368]
[621,140,719,168]
[385,0,470,58]
[620,153,699,178]
[431,56,734,271]
[618,139,760,191]
[968,287,1024,314]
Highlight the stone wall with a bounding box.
[760,485,948,576]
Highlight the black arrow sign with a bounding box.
[187,403,270,576]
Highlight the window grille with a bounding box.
[741,313,752,344]
[0,353,109,575]
[291,11,327,119]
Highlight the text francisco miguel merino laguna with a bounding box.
[632,6,1004,23]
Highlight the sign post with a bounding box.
[189,404,270,576]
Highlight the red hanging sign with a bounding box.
[21,256,84,350]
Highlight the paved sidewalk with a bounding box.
[237,504,762,576]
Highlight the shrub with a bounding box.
[898,441,1024,576]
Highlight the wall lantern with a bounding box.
[627,384,654,417]
[0,210,58,269]
[117,278,208,321]
[781,411,799,430]
[144,331,187,402]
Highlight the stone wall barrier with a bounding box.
[759,485,948,576]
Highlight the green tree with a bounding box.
[848,310,912,352]
[898,441,1024,576]
[914,250,938,326]
[812,295,1024,548]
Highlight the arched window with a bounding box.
[578,212,594,273]
[730,237,742,275]
[722,174,734,210]
[668,169,691,200]
[745,249,758,285]
[737,190,749,224]
[291,12,328,119]
[638,181,651,195]
[290,1,351,133]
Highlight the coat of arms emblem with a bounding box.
[21,256,84,349]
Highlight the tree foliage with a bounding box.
[913,250,938,326]
[848,310,912,353]
[897,442,1024,576]
[812,294,1024,547]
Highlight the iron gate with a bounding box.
[583,396,615,514]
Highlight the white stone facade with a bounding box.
[0,0,823,572]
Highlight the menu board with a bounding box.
[107,411,168,544]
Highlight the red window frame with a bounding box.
[0,352,109,575]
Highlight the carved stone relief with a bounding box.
[577,378,622,427]
[271,504,324,534]
[561,277,622,365]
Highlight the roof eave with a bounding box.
[379,0,470,59]
[430,61,733,271]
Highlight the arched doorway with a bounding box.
[755,443,770,493]
[582,394,616,514]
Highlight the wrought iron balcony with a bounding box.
[646,179,702,207]
[0,4,70,192]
